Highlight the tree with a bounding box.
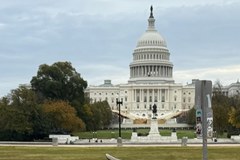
[98,101,112,127]
[31,61,87,116]
[212,81,231,134]
[0,86,42,140]
[228,94,240,128]
[186,107,196,125]
[229,107,240,128]
[42,100,85,133]
[81,101,112,131]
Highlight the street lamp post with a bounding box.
[116,98,123,146]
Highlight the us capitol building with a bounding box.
[85,7,196,121]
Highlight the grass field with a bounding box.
[0,146,239,160]
[73,129,197,139]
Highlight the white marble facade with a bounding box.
[85,7,195,120]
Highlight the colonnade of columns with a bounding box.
[132,89,168,103]
[130,65,172,78]
[133,52,169,61]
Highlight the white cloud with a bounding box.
[0,0,240,97]
[174,65,240,85]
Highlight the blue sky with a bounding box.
[0,0,240,97]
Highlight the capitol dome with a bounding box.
[136,6,167,49]
[137,32,167,48]
[129,6,174,84]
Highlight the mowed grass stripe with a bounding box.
[0,146,239,160]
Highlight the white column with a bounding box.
[170,68,172,77]
[153,89,155,102]
[137,66,139,77]
[161,66,163,76]
[153,66,156,76]
[139,66,141,77]
[134,89,136,102]
[165,67,167,77]
[163,66,165,76]
[147,66,150,74]
[132,67,134,77]
[159,89,161,102]
[166,89,168,101]
[144,66,146,76]
[147,89,149,103]
[169,67,171,77]
[167,67,169,77]
[134,67,136,77]
[130,67,132,77]
[132,89,134,102]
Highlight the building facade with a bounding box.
[86,7,196,120]
[222,80,240,97]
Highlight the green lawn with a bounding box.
[73,129,197,139]
[0,146,239,160]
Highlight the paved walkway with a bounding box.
[0,138,240,147]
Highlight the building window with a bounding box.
[161,89,165,102]
[136,96,140,102]
[154,96,158,102]
[137,104,139,109]
[162,104,164,109]
[112,98,114,103]
[174,96,177,101]
[125,106,127,109]
[144,96,147,102]
[149,96,152,102]
[125,91,127,94]
[188,97,191,103]
[183,98,186,103]
[144,104,147,109]
[125,97,127,102]
[161,96,165,102]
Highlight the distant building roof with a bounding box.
[99,80,114,87]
